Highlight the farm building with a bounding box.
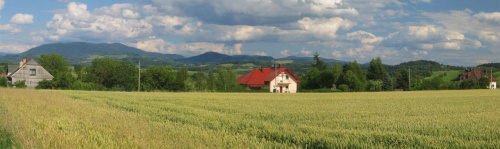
[452,68,497,89]
[238,65,301,93]
[7,57,54,88]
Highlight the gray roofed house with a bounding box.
[7,57,54,88]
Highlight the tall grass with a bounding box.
[1,88,499,148]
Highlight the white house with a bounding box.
[7,57,54,88]
[238,65,301,93]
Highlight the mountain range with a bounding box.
[0,42,497,69]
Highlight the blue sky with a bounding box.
[0,0,499,66]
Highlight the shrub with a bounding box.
[0,77,7,87]
[338,84,349,92]
[36,80,55,89]
[13,80,26,88]
[69,81,103,91]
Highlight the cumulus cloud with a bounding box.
[331,51,342,58]
[474,12,500,25]
[280,49,290,57]
[301,49,312,56]
[150,0,358,25]
[10,14,34,24]
[0,44,36,53]
[382,25,481,51]
[255,52,267,56]
[0,24,21,33]
[346,30,383,44]
[135,38,245,56]
[44,2,156,42]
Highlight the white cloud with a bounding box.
[10,14,34,24]
[474,12,500,25]
[122,9,140,19]
[297,17,355,39]
[45,2,154,42]
[280,49,290,57]
[382,25,480,51]
[346,30,383,44]
[0,24,21,33]
[151,0,358,22]
[410,0,431,3]
[0,44,36,53]
[232,43,242,55]
[331,51,342,58]
[134,38,245,56]
[255,52,267,56]
[301,49,312,56]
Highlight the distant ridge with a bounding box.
[0,42,184,64]
[277,56,347,65]
[178,52,274,63]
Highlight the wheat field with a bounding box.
[1,88,500,148]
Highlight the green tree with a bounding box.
[217,66,228,90]
[341,70,365,91]
[367,57,386,81]
[395,69,410,91]
[301,68,321,89]
[38,54,74,89]
[194,71,206,90]
[74,63,85,80]
[332,61,342,85]
[311,52,327,71]
[382,73,393,91]
[421,77,443,90]
[226,67,238,89]
[208,71,216,91]
[367,80,383,91]
[86,57,137,91]
[478,77,490,89]
[176,67,188,82]
[340,61,366,91]
[141,66,175,91]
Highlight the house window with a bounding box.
[30,69,36,76]
[286,75,289,80]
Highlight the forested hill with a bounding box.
[0,42,184,65]
[386,60,465,77]
[178,52,274,63]
[477,63,500,68]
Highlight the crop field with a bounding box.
[1,88,500,148]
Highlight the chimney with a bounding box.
[26,57,29,63]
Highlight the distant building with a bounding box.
[452,68,497,89]
[238,65,301,93]
[7,57,54,88]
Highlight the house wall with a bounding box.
[490,82,497,89]
[268,72,298,93]
[11,64,54,88]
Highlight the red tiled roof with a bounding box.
[238,67,301,85]
[453,69,498,82]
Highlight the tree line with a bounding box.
[1,54,243,92]
[300,53,495,92]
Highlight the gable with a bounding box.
[8,59,54,80]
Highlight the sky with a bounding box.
[0,0,499,66]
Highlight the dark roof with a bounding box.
[452,69,498,82]
[238,67,301,85]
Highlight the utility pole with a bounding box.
[274,59,277,93]
[491,68,493,90]
[138,61,141,92]
[408,67,411,91]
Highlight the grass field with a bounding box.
[1,89,500,148]
[427,70,462,81]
